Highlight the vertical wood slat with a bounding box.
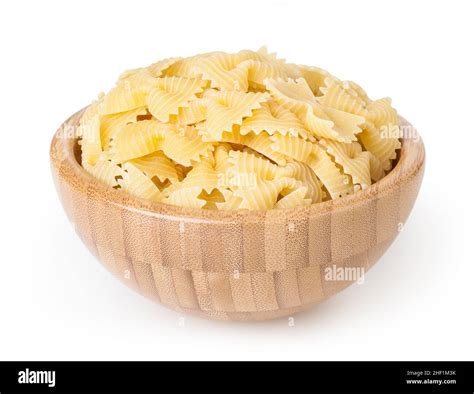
[191,271,213,311]
[251,273,279,312]
[308,205,332,266]
[221,219,245,274]
[180,221,203,271]
[264,210,287,272]
[243,213,266,273]
[286,207,310,270]
[151,264,178,307]
[171,268,199,309]
[297,266,324,305]
[208,273,235,312]
[274,269,302,309]
[230,272,257,312]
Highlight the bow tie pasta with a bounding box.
[78,48,401,210]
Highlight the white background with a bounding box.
[1,0,473,361]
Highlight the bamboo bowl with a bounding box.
[50,109,425,321]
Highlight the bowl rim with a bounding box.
[50,108,425,222]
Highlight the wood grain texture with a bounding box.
[50,109,425,321]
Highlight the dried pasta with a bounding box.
[147,77,205,122]
[78,49,401,210]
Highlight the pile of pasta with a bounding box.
[77,48,401,210]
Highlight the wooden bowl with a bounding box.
[50,109,425,321]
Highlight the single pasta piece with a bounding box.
[147,76,205,122]
[298,65,331,96]
[319,139,372,189]
[240,100,312,140]
[276,160,323,203]
[270,133,315,162]
[112,120,172,162]
[359,121,401,171]
[100,107,148,149]
[127,151,179,183]
[308,145,354,199]
[317,77,368,117]
[83,157,122,188]
[227,150,279,181]
[198,90,268,141]
[275,187,312,209]
[117,162,162,202]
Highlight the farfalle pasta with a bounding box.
[77,48,401,210]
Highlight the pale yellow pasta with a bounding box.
[228,150,278,181]
[147,76,205,122]
[216,192,243,210]
[241,59,288,90]
[235,47,283,65]
[100,107,148,149]
[366,98,399,127]
[298,65,331,96]
[160,125,214,166]
[164,52,222,78]
[193,52,249,91]
[233,177,306,210]
[317,77,368,116]
[264,77,315,113]
[165,186,207,209]
[276,161,323,203]
[240,100,312,139]
[359,122,401,171]
[320,139,371,188]
[270,133,315,162]
[177,159,219,193]
[218,127,248,145]
[78,114,102,166]
[127,151,179,183]
[165,56,201,78]
[79,48,401,210]
[171,99,207,125]
[298,105,348,141]
[117,162,162,201]
[84,158,121,187]
[235,47,301,79]
[241,146,267,159]
[213,143,233,173]
[78,97,102,127]
[368,151,385,182]
[265,78,364,142]
[244,132,287,165]
[117,69,158,91]
[322,106,365,138]
[275,187,312,209]
[308,146,354,199]
[198,90,268,141]
[146,57,181,78]
[99,82,149,115]
[342,80,370,104]
[112,120,172,162]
